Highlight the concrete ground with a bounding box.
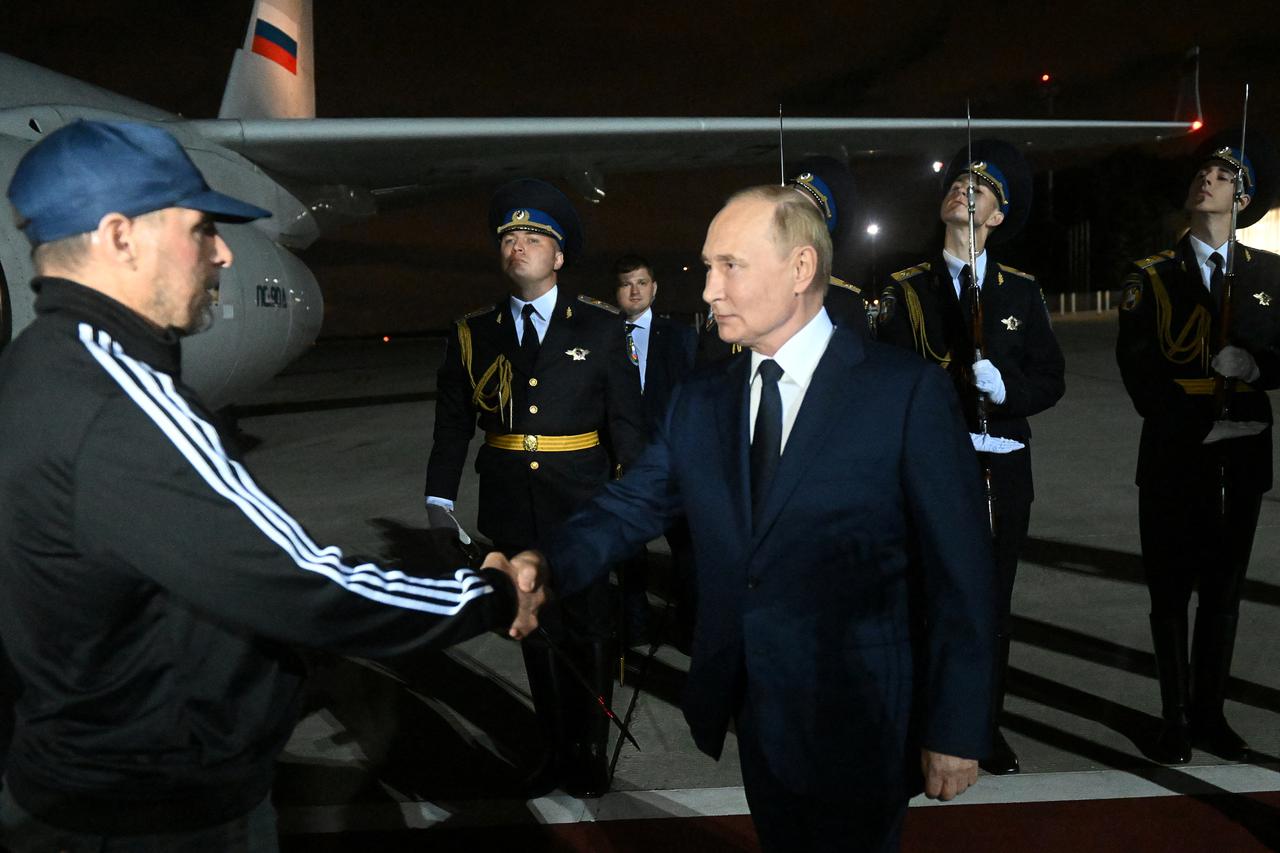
[232,313,1280,832]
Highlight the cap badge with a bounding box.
[1001,315,1021,331]
[1254,292,1272,307]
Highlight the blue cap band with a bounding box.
[790,172,838,233]
[965,160,1011,213]
[1207,146,1255,191]
[495,207,565,247]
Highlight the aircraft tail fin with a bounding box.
[1173,45,1203,126]
[219,0,314,119]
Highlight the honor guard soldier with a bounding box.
[424,180,647,795]
[1116,130,1279,764]
[698,156,869,364]
[878,139,1065,776]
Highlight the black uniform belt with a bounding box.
[1175,378,1255,395]
[485,431,600,452]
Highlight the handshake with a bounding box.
[428,498,549,640]
[484,549,549,641]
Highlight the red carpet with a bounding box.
[284,791,1280,851]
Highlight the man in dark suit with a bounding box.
[424,179,647,796]
[877,141,1065,775]
[526,185,996,851]
[1116,131,1279,764]
[613,254,697,647]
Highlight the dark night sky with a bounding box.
[4,1,1279,334]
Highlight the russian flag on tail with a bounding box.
[251,18,298,74]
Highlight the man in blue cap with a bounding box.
[424,179,647,796]
[0,119,544,849]
[1117,129,1280,764]
[877,139,1065,776]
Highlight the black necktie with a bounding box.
[750,359,784,523]
[959,264,976,324]
[520,303,540,361]
[1209,252,1225,309]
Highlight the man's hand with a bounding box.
[972,359,1007,404]
[1212,345,1261,383]
[484,550,547,640]
[921,750,978,801]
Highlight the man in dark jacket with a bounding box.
[877,140,1066,775]
[423,180,647,796]
[613,254,696,647]
[0,119,543,850]
[529,185,996,852]
[1116,130,1279,764]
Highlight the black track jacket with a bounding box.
[0,278,517,833]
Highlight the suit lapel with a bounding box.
[752,329,863,542]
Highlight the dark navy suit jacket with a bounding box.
[640,314,697,429]
[545,326,996,798]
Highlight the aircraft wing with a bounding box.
[188,116,1195,194]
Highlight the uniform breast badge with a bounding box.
[1001,315,1021,331]
[1254,292,1272,307]
[565,348,590,361]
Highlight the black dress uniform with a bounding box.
[424,180,647,796]
[1117,230,1280,762]
[877,139,1065,776]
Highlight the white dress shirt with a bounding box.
[749,308,835,453]
[510,285,558,344]
[943,249,988,298]
[625,308,653,391]
[1188,234,1230,293]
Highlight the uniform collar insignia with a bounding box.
[1254,292,1272,307]
[1001,315,1021,331]
[566,347,590,360]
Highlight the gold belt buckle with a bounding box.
[523,434,539,452]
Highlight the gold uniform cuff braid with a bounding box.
[484,431,601,452]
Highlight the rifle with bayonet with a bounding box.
[965,101,997,536]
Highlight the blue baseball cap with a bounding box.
[7,119,270,246]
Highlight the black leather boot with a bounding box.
[1191,609,1250,761]
[1148,612,1193,764]
[521,643,570,796]
[979,633,1019,775]
[564,640,614,798]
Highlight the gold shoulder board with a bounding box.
[996,263,1035,282]
[459,304,497,322]
[1135,250,1176,270]
[891,263,930,282]
[577,295,621,314]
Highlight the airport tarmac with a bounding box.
[232,313,1280,850]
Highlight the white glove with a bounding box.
[425,499,457,530]
[1212,346,1260,383]
[972,359,1007,404]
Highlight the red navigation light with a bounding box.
[382,335,391,343]
[1191,119,1204,131]
[1040,73,1051,83]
